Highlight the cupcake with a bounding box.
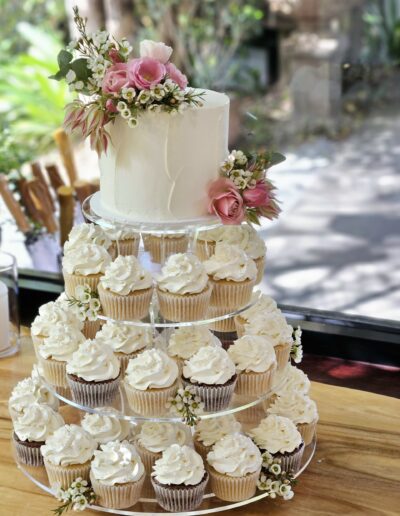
[157,253,212,322]
[204,243,256,309]
[98,255,153,321]
[267,392,318,445]
[90,440,145,509]
[64,222,111,254]
[143,233,189,263]
[151,444,208,512]
[195,227,223,260]
[271,363,311,398]
[194,415,241,460]
[228,335,277,396]
[66,340,121,408]
[12,403,64,466]
[41,424,97,488]
[38,323,86,389]
[81,408,132,446]
[234,293,278,337]
[182,346,237,412]
[124,349,178,417]
[54,291,99,340]
[207,433,262,502]
[62,243,111,296]
[104,227,140,259]
[95,320,152,374]
[248,415,304,474]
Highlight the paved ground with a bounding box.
[259,109,400,322]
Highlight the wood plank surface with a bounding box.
[0,336,399,516]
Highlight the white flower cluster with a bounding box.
[166,386,205,426]
[87,53,112,90]
[68,284,101,322]
[257,452,295,501]
[220,150,257,190]
[55,477,96,513]
[291,326,303,364]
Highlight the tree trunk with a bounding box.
[103,0,135,40]
[64,0,106,37]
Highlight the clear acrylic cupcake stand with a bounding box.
[15,194,316,515]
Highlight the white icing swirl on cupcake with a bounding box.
[182,346,236,385]
[91,440,144,486]
[152,444,205,486]
[204,243,256,282]
[244,310,293,346]
[95,321,152,355]
[81,408,131,445]
[62,243,111,275]
[240,293,278,322]
[100,255,152,295]
[38,323,85,362]
[207,433,262,477]
[104,227,137,241]
[137,422,188,453]
[31,301,83,337]
[66,340,120,382]
[228,335,276,373]
[203,225,266,259]
[267,392,318,425]
[195,415,241,447]
[64,223,111,253]
[272,364,310,397]
[13,403,64,442]
[167,327,221,360]
[248,415,302,454]
[41,424,97,466]
[125,349,178,390]
[157,253,208,294]
[8,372,59,420]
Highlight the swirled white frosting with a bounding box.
[31,301,83,337]
[13,403,64,442]
[64,223,111,253]
[62,243,111,275]
[38,323,85,362]
[267,392,318,425]
[95,321,152,355]
[248,415,302,454]
[167,327,221,360]
[182,346,236,385]
[228,335,277,373]
[239,293,278,322]
[104,227,137,241]
[66,340,120,382]
[244,310,293,346]
[125,349,178,390]
[100,255,152,295]
[196,415,241,447]
[157,253,208,294]
[41,424,97,466]
[207,433,262,477]
[137,422,188,453]
[81,408,131,445]
[204,243,257,282]
[200,225,266,259]
[152,444,205,486]
[272,364,310,397]
[91,440,144,486]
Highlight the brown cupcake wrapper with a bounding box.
[90,471,144,509]
[195,240,216,261]
[63,271,101,297]
[274,342,291,370]
[208,466,261,502]
[67,374,121,408]
[124,381,178,417]
[181,377,237,412]
[254,255,265,284]
[98,284,153,321]
[207,306,236,332]
[274,443,305,474]
[297,419,317,446]
[143,234,189,264]
[109,237,140,260]
[44,459,91,489]
[13,436,43,466]
[83,319,101,340]
[151,473,208,512]
[157,284,212,323]
[39,356,68,388]
[235,364,277,397]
[209,278,255,310]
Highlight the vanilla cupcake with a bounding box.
[157,253,212,322]
[207,433,262,501]
[41,424,97,488]
[98,255,153,321]
[143,232,189,263]
[182,346,237,412]
[95,321,152,374]
[54,291,100,340]
[63,243,111,296]
[64,223,111,254]
[38,323,86,389]
[204,243,256,310]
[104,227,140,259]
[228,335,277,396]
[267,392,318,445]
[194,415,241,460]
[66,340,121,408]
[81,408,132,446]
[271,364,311,398]
[90,440,145,509]
[124,349,178,417]
[248,415,304,474]
[234,293,278,337]
[12,403,64,466]
[151,444,208,512]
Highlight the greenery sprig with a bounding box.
[53,478,96,514]
[166,386,205,426]
[67,284,101,322]
[257,451,296,500]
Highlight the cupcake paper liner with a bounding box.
[82,319,101,340]
[235,364,277,397]
[109,237,140,260]
[254,256,265,285]
[181,377,237,412]
[274,342,291,370]
[63,271,101,297]
[235,403,268,430]
[39,356,68,388]
[157,284,212,323]
[135,441,161,474]
[274,443,305,475]
[209,277,255,310]
[195,240,216,261]
[208,466,261,502]
[124,381,178,417]
[143,235,189,264]
[90,471,144,509]
[67,374,121,408]
[116,351,142,376]
[207,306,236,332]
[297,419,317,446]
[13,436,43,467]
[44,459,91,489]
[98,284,153,321]
[151,473,208,512]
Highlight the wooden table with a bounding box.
[1,337,399,516]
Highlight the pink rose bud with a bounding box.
[208,178,245,225]
[242,181,270,208]
[165,62,188,89]
[127,57,166,90]
[102,63,129,94]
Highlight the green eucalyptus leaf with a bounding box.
[57,49,73,71]
[70,58,91,81]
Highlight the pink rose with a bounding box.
[109,48,123,64]
[139,40,173,64]
[243,181,270,208]
[208,178,245,225]
[127,57,166,90]
[102,63,129,94]
[105,99,118,113]
[166,62,188,89]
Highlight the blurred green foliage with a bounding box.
[363,0,400,64]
